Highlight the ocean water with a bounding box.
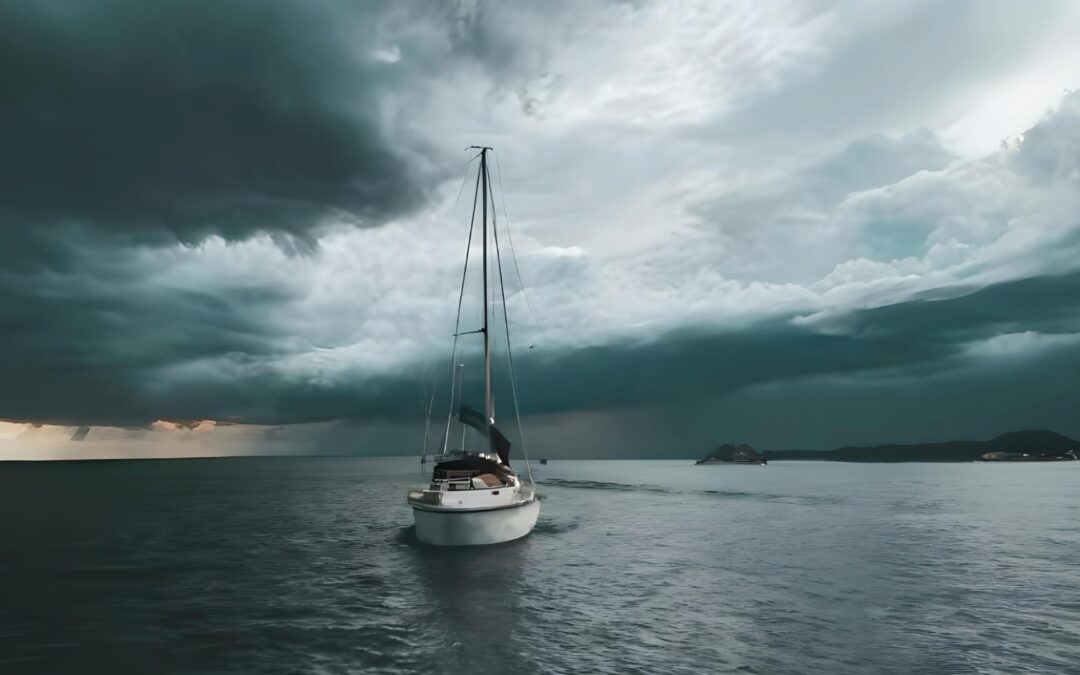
[1,457,1078,674]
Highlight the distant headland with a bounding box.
[696,443,767,465]
[763,430,1079,463]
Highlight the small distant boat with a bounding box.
[539,459,548,465]
[695,443,767,465]
[407,147,540,546]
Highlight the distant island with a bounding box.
[764,430,1079,463]
[696,443,767,465]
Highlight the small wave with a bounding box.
[700,489,842,505]
[539,478,669,493]
[532,518,581,535]
[394,525,418,546]
[540,479,839,505]
[699,489,758,499]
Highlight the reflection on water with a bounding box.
[404,529,530,672]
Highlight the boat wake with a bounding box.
[531,517,581,535]
[541,479,841,505]
[539,478,669,493]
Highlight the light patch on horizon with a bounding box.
[0,421,313,461]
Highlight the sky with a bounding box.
[2,0,1080,459]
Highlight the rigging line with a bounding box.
[417,375,428,457]
[492,150,544,342]
[441,159,483,455]
[487,166,535,487]
[453,152,482,208]
[419,375,430,473]
[420,371,438,469]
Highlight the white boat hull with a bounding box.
[412,498,540,546]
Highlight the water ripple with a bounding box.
[0,457,1077,674]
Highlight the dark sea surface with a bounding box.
[1,457,1078,674]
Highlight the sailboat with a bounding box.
[407,146,540,546]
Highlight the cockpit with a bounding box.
[431,454,513,491]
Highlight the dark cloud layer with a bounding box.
[0,0,446,251]
[0,239,293,425]
[515,272,1080,414]
[4,263,1079,429]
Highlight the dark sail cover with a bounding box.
[433,454,506,478]
[459,406,511,466]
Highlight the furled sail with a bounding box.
[459,405,511,466]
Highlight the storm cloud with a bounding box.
[3,0,1080,457]
[0,0,468,250]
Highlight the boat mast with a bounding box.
[479,147,493,450]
